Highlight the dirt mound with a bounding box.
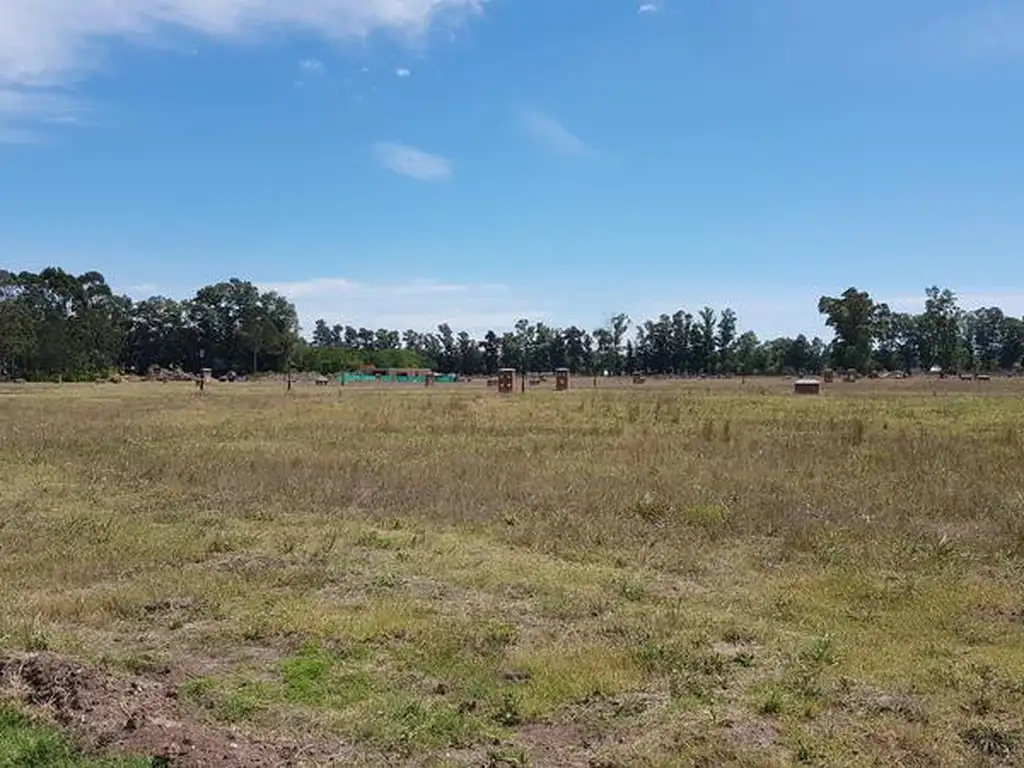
[0,652,321,767]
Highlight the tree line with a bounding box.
[2,267,1023,381]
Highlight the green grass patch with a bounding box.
[0,706,153,768]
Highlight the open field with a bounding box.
[1,377,1023,766]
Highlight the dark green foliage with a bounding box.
[1,269,299,379]
[3,268,1022,380]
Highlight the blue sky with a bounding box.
[2,0,1024,339]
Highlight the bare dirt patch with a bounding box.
[0,651,341,767]
[514,721,592,767]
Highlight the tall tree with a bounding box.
[716,308,738,374]
[696,307,716,374]
[312,319,333,348]
[919,287,962,373]
[817,287,886,373]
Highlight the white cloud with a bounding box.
[298,58,325,74]
[519,106,593,157]
[262,277,549,337]
[0,1,486,87]
[0,86,77,140]
[395,67,412,77]
[265,277,469,300]
[374,141,452,181]
[0,0,486,135]
[637,4,659,15]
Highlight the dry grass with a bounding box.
[1,376,1023,766]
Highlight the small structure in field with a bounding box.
[843,369,857,383]
[340,367,451,384]
[498,368,515,394]
[425,372,436,388]
[976,373,991,381]
[794,377,821,396]
[315,375,330,387]
[632,373,646,385]
[823,369,835,383]
[555,368,570,391]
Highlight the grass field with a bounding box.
[1,376,1022,766]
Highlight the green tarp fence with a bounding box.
[339,373,458,384]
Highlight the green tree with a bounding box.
[716,308,738,373]
[817,287,886,373]
[696,307,716,373]
[919,287,962,373]
[733,331,760,375]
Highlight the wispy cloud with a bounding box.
[885,291,1024,315]
[262,277,548,337]
[374,141,452,181]
[265,278,470,300]
[519,106,593,157]
[395,67,412,77]
[124,282,160,298]
[637,3,660,15]
[0,86,78,142]
[0,0,486,136]
[298,58,325,75]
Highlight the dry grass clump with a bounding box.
[1,377,1022,766]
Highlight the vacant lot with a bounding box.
[1,378,1022,767]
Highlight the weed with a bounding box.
[844,418,866,446]
[794,738,818,763]
[759,686,785,715]
[610,578,647,602]
[486,745,529,767]
[476,622,519,656]
[787,634,838,700]
[961,725,1017,759]
[493,690,523,726]
[629,492,672,523]
[355,530,396,550]
[678,503,731,530]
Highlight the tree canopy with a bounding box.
[2,267,1023,381]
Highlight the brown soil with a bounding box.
[0,651,339,767]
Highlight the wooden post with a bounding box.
[498,368,515,394]
[555,368,570,391]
